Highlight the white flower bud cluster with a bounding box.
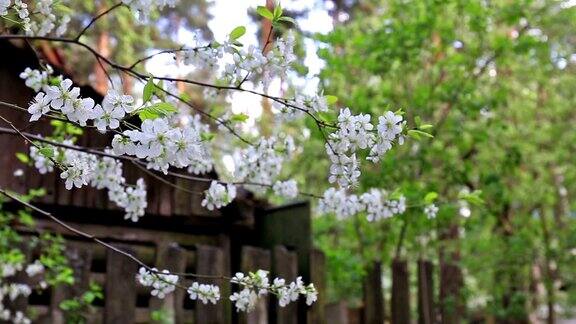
[232,136,294,192]
[116,116,211,175]
[187,282,220,305]
[230,271,317,312]
[136,268,318,313]
[20,71,137,132]
[0,258,49,324]
[201,180,236,211]
[19,66,57,92]
[29,141,148,222]
[122,0,178,22]
[424,203,439,219]
[182,30,296,87]
[136,267,178,299]
[318,187,406,221]
[0,0,70,36]
[272,180,298,199]
[327,108,405,188]
[272,94,329,121]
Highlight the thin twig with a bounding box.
[75,2,124,41]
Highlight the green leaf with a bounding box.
[415,116,422,127]
[15,152,29,164]
[419,124,434,130]
[201,132,215,141]
[325,95,338,105]
[273,4,283,19]
[459,190,484,206]
[230,113,249,123]
[256,6,274,20]
[407,129,433,140]
[278,16,297,25]
[143,77,154,103]
[424,192,438,204]
[138,102,178,121]
[154,80,165,100]
[39,147,54,159]
[229,26,246,40]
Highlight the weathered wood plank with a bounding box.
[418,259,434,324]
[195,244,229,324]
[391,259,410,324]
[363,261,384,324]
[239,246,271,324]
[149,243,188,324]
[326,301,349,324]
[272,246,298,324]
[307,248,326,324]
[105,245,137,324]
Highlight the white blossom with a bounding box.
[27,92,51,122]
[187,282,220,305]
[25,260,44,277]
[424,203,439,219]
[136,267,178,299]
[201,181,236,211]
[273,180,298,199]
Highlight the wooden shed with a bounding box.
[0,39,326,324]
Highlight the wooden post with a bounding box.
[195,244,230,324]
[439,261,463,324]
[272,246,298,324]
[326,301,349,324]
[149,243,188,323]
[239,246,271,324]
[418,259,434,324]
[391,259,410,324]
[363,261,384,324]
[105,245,137,324]
[307,249,326,324]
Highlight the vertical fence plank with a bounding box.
[195,244,229,324]
[150,243,188,323]
[391,259,410,324]
[418,259,434,324]
[272,246,298,324]
[105,245,137,324]
[239,246,271,324]
[326,301,349,324]
[363,261,384,324]
[307,248,326,324]
[49,244,92,324]
[439,260,463,324]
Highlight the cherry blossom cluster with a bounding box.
[114,116,212,175]
[136,267,178,299]
[201,180,236,211]
[121,0,178,22]
[326,108,405,188]
[272,180,298,199]
[182,28,295,87]
[232,136,295,193]
[272,94,329,121]
[424,203,439,219]
[19,66,57,92]
[318,187,406,221]
[135,267,317,313]
[0,259,46,324]
[29,141,148,222]
[187,282,221,305]
[230,271,317,312]
[0,0,70,36]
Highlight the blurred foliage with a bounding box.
[302,0,576,320]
